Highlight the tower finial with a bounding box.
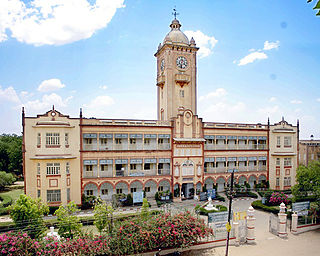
[172,6,179,20]
[52,105,55,111]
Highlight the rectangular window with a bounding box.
[130,164,137,170]
[284,177,291,187]
[65,133,69,146]
[158,186,164,192]
[277,136,281,147]
[158,138,164,144]
[37,133,41,147]
[130,138,136,144]
[67,188,70,201]
[284,158,292,167]
[47,189,61,202]
[86,190,93,196]
[86,165,93,172]
[46,163,60,175]
[276,169,280,176]
[144,163,151,170]
[145,187,150,192]
[46,133,60,145]
[66,162,70,174]
[101,189,108,195]
[37,190,41,198]
[116,188,122,194]
[276,158,280,166]
[37,163,40,175]
[179,90,184,98]
[131,188,137,193]
[84,138,92,144]
[144,138,150,144]
[115,138,122,144]
[100,138,108,144]
[276,177,280,187]
[101,164,107,171]
[284,136,292,147]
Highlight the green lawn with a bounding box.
[0,188,24,202]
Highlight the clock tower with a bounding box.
[155,18,199,121]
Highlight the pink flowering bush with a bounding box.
[111,211,213,255]
[0,212,213,255]
[269,192,289,206]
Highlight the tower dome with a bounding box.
[163,19,189,45]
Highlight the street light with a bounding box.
[225,169,238,256]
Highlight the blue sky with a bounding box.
[0,0,319,139]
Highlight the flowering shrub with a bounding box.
[0,212,213,255]
[111,211,213,255]
[0,232,40,256]
[269,192,288,206]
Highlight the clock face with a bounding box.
[160,59,165,71]
[176,56,188,69]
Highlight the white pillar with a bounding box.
[246,206,256,244]
[291,212,298,235]
[278,202,288,238]
[233,221,240,246]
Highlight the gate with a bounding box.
[269,213,278,235]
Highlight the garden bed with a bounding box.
[195,204,227,216]
[251,200,279,214]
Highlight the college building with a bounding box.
[23,18,299,206]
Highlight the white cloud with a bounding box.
[317,98,320,102]
[184,30,218,58]
[99,85,108,90]
[21,93,73,112]
[235,40,279,66]
[199,88,227,101]
[238,51,268,66]
[83,95,115,117]
[37,79,65,92]
[290,99,302,104]
[264,40,280,50]
[269,97,277,102]
[0,0,125,46]
[0,86,20,103]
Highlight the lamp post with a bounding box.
[225,169,238,256]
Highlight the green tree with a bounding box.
[308,0,320,16]
[141,198,150,219]
[9,194,49,238]
[292,161,320,206]
[0,171,16,191]
[55,201,82,238]
[94,202,114,235]
[0,134,22,176]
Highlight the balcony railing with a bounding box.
[204,144,268,150]
[83,144,98,151]
[158,169,170,175]
[99,171,113,177]
[158,144,171,150]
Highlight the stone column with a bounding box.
[291,212,298,235]
[233,221,240,246]
[246,206,256,244]
[278,202,288,238]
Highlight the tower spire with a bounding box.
[172,7,179,20]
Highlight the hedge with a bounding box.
[251,200,279,214]
[0,195,13,216]
[232,191,258,199]
[195,204,227,215]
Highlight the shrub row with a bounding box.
[0,195,13,216]
[0,212,213,256]
[232,191,258,199]
[195,204,227,216]
[251,200,279,214]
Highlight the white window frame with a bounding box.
[277,136,281,146]
[47,189,61,202]
[46,133,60,146]
[284,136,292,147]
[46,163,60,175]
[284,158,292,167]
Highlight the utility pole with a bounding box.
[225,169,237,256]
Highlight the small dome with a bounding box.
[163,19,189,45]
